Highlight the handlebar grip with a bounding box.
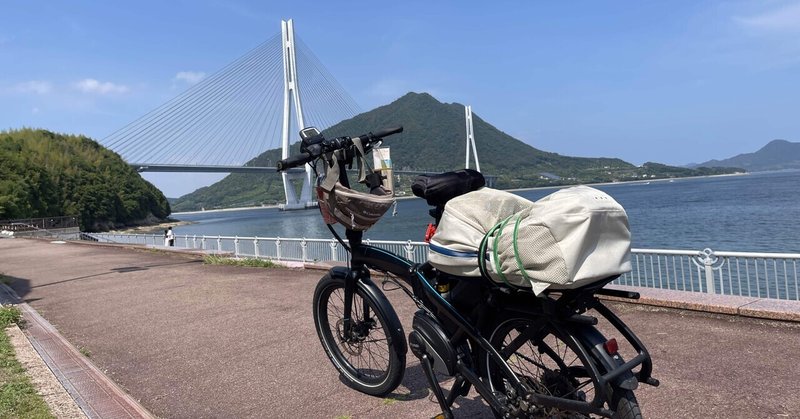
[276,152,313,171]
[370,126,403,140]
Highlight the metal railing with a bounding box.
[84,233,800,301]
[1,216,81,239]
[0,216,79,231]
[617,248,799,300]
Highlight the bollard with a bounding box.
[276,237,282,261]
[330,239,338,261]
[405,240,415,261]
[254,238,260,258]
[692,248,725,294]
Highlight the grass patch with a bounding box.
[78,347,91,358]
[0,306,21,328]
[203,255,278,268]
[383,393,412,405]
[0,305,54,418]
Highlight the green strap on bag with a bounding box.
[478,214,516,288]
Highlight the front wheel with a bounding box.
[312,272,406,396]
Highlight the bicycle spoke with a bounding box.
[320,282,397,383]
[489,318,601,417]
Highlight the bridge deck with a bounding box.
[130,162,496,179]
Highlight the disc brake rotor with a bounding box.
[335,318,363,356]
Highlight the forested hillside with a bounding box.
[690,139,800,172]
[173,92,742,211]
[0,129,171,231]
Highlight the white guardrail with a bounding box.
[84,233,800,301]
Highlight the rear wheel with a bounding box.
[313,273,406,396]
[485,317,641,418]
[610,390,642,419]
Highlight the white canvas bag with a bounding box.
[428,188,535,277]
[428,186,631,295]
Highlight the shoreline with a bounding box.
[108,220,194,234]
[173,205,279,215]
[507,171,749,193]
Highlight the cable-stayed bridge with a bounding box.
[104,20,483,210]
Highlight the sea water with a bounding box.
[172,170,800,253]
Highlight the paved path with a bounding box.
[1,238,799,418]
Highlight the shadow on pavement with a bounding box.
[4,275,31,301]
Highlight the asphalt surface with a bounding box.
[1,238,798,418]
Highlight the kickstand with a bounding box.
[445,374,470,407]
[419,354,454,419]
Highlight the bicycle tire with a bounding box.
[313,272,406,396]
[485,316,642,418]
[611,389,642,419]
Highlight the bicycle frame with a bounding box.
[342,233,523,414]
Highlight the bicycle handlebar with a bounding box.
[276,152,314,171]
[366,126,404,140]
[277,126,403,171]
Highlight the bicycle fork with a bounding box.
[341,265,372,341]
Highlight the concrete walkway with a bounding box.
[0,238,798,418]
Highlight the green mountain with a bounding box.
[172,92,741,211]
[0,129,171,231]
[690,139,800,172]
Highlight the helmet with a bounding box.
[317,138,395,231]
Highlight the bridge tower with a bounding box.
[280,19,315,210]
[464,105,480,171]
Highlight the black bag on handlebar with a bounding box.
[412,169,485,206]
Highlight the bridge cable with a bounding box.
[105,35,279,160]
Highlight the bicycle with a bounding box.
[277,126,659,418]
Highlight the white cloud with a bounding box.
[74,78,130,94]
[174,71,206,85]
[735,2,800,32]
[14,80,52,95]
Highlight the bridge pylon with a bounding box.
[464,105,481,172]
[280,19,316,210]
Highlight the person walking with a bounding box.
[166,227,175,247]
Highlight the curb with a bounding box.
[5,323,86,418]
[603,284,800,323]
[0,284,156,419]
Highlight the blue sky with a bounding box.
[2,1,799,197]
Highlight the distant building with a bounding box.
[539,172,561,180]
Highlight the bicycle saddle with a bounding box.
[412,169,485,207]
